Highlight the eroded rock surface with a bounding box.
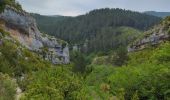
[128,17,170,52]
[0,6,69,64]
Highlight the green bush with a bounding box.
[0,73,17,100]
[108,64,170,99]
[21,67,84,100]
[0,28,10,36]
[71,51,88,73]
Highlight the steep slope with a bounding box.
[0,27,50,76]
[144,11,170,18]
[33,8,161,53]
[0,5,69,64]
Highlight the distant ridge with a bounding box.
[144,11,170,18]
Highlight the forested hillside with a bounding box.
[31,14,69,34]
[33,8,161,53]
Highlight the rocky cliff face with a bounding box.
[128,17,170,52]
[0,6,69,64]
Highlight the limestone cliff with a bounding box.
[128,17,170,52]
[0,6,69,64]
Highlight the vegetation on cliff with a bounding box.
[0,0,22,12]
[0,73,17,100]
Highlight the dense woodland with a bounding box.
[34,8,161,53]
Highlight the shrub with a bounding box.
[21,67,84,100]
[71,51,87,73]
[0,73,17,100]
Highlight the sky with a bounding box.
[16,0,170,16]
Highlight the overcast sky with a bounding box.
[16,0,170,16]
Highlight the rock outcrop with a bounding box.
[128,17,170,52]
[0,6,69,64]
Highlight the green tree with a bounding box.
[113,46,129,66]
[71,51,87,73]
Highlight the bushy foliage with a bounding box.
[0,73,17,100]
[92,46,129,66]
[108,64,170,99]
[20,67,84,100]
[71,51,88,73]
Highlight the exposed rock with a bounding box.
[73,44,79,51]
[16,87,22,100]
[0,5,43,50]
[128,18,170,52]
[63,46,70,64]
[0,6,70,64]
